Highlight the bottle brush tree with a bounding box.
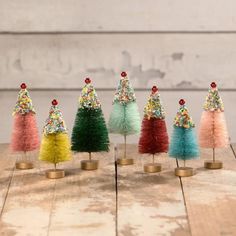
[71,78,109,170]
[11,83,40,169]
[39,99,71,178]
[138,86,169,172]
[199,82,229,169]
[108,72,140,165]
[169,99,199,177]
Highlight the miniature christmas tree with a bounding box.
[139,86,169,173]
[71,78,109,170]
[39,99,71,178]
[11,83,40,169]
[199,82,229,169]
[108,72,140,165]
[169,99,199,177]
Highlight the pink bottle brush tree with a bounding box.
[11,83,40,169]
[199,82,229,169]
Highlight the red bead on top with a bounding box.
[211,82,217,88]
[121,71,127,77]
[52,99,58,106]
[20,83,27,89]
[179,99,185,105]
[152,86,158,93]
[85,78,91,84]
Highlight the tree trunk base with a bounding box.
[15,161,33,170]
[204,160,223,169]
[175,167,195,177]
[117,158,134,166]
[144,163,161,173]
[81,160,99,170]
[46,169,65,179]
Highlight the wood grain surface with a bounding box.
[0,144,235,235]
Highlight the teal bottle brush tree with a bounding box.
[71,78,109,170]
[108,72,140,165]
[169,99,199,177]
[199,82,229,169]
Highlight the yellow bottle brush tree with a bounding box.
[39,99,71,179]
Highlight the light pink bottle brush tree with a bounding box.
[199,82,229,169]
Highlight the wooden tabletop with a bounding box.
[0,143,236,236]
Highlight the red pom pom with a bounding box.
[179,99,185,105]
[52,99,58,106]
[152,86,158,93]
[121,71,127,77]
[85,78,91,84]
[211,82,217,88]
[20,83,27,89]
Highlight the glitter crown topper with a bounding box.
[203,82,224,112]
[144,86,165,119]
[79,78,101,109]
[113,72,136,104]
[13,83,36,115]
[174,99,195,129]
[43,99,67,135]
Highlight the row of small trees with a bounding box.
[10,74,229,178]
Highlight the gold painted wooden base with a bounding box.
[204,160,223,169]
[15,161,33,170]
[46,169,65,179]
[81,160,99,170]
[117,158,134,165]
[175,167,195,177]
[144,163,162,173]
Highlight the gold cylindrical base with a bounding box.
[117,158,134,165]
[15,161,34,170]
[81,160,99,170]
[46,169,65,179]
[144,163,162,173]
[204,160,223,169]
[175,167,195,177]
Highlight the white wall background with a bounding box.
[0,0,236,143]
